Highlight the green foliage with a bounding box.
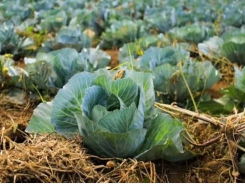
[42,27,91,52]
[79,48,111,71]
[130,46,221,106]
[69,9,100,34]
[118,34,169,63]
[100,20,147,49]
[16,26,48,53]
[0,48,110,93]
[0,55,14,87]
[221,33,245,65]
[238,154,245,174]
[39,10,67,32]
[25,101,55,133]
[198,32,245,66]
[135,113,194,161]
[51,72,95,137]
[221,1,245,27]
[0,24,22,55]
[26,69,194,161]
[198,36,224,58]
[156,60,221,105]
[143,7,173,33]
[168,23,215,44]
[221,67,245,111]
[139,46,189,71]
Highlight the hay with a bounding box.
[155,102,245,182]
[0,134,158,183]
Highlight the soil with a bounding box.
[104,49,119,68]
[1,50,245,183]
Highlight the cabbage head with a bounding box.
[26,70,194,161]
[51,71,147,157]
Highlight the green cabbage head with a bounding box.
[51,71,147,157]
[26,70,194,161]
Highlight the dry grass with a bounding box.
[0,134,158,183]
[155,102,245,182]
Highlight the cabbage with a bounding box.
[26,70,194,161]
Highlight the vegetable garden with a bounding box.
[1,0,245,182]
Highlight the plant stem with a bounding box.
[179,61,198,113]
[183,133,222,147]
[155,102,223,127]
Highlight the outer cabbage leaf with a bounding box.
[83,129,147,158]
[198,36,224,58]
[196,97,235,115]
[234,66,245,93]
[0,56,14,85]
[173,6,195,26]
[144,7,172,33]
[49,48,80,86]
[4,59,54,92]
[169,60,220,102]
[238,154,245,174]
[222,3,245,27]
[0,1,31,21]
[56,27,90,46]
[139,46,188,70]
[35,48,110,89]
[196,61,221,89]
[0,23,22,55]
[93,73,113,93]
[39,10,67,32]
[221,33,245,65]
[35,48,81,88]
[153,63,176,92]
[79,48,110,72]
[135,113,195,162]
[42,27,91,52]
[51,72,95,138]
[69,9,99,33]
[154,60,220,103]
[221,67,245,111]
[25,101,55,133]
[100,20,147,49]
[168,24,215,44]
[118,34,169,63]
[33,0,55,11]
[24,60,52,91]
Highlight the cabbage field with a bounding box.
[1,0,245,182]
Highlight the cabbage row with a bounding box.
[1,0,245,164]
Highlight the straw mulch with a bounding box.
[0,133,158,183]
